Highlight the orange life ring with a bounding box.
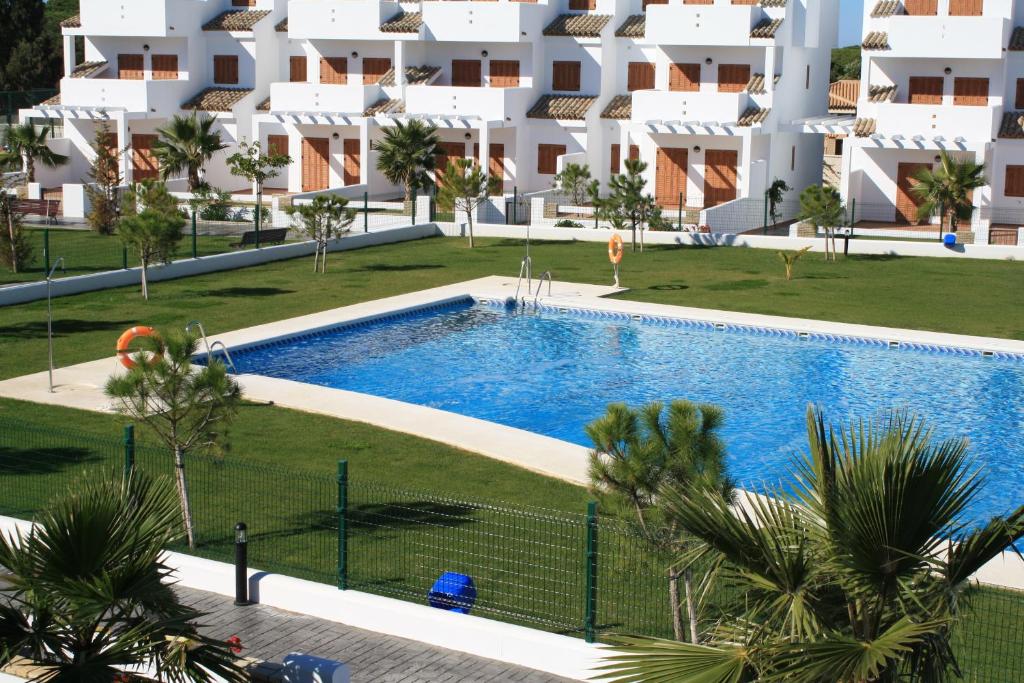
[608,234,624,265]
[116,326,164,370]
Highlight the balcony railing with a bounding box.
[268,82,383,114]
[873,102,1000,141]
[644,4,765,46]
[404,85,533,121]
[884,14,1009,59]
[421,0,552,43]
[288,0,403,40]
[77,0,202,37]
[631,90,747,125]
[58,77,190,113]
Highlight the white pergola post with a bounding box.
[63,36,75,78]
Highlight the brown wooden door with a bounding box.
[904,0,937,14]
[489,60,520,88]
[320,57,347,85]
[131,134,159,181]
[301,137,330,192]
[435,141,466,185]
[655,147,687,208]
[213,55,239,85]
[342,139,360,186]
[949,0,983,14]
[552,62,581,92]
[289,56,307,83]
[627,62,655,92]
[908,77,943,104]
[362,58,391,85]
[718,64,750,93]
[1005,166,1024,198]
[118,54,144,80]
[610,144,620,173]
[452,60,482,87]
[266,134,289,158]
[703,150,738,208]
[953,77,988,106]
[629,144,639,161]
[486,143,504,193]
[668,63,700,92]
[895,162,928,224]
[151,54,178,80]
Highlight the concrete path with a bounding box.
[179,585,575,683]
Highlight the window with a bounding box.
[151,54,178,80]
[668,63,700,92]
[627,62,655,92]
[718,64,750,93]
[1006,166,1024,198]
[629,144,639,160]
[948,0,982,15]
[452,60,482,87]
[953,77,988,106]
[320,57,347,85]
[1017,79,1024,109]
[552,61,581,92]
[908,76,943,104]
[289,56,307,83]
[117,54,144,80]
[610,143,620,173]
[213,55,239,85]
[537,144,566,175]
[362,57,391,85]
[489,60,520,88]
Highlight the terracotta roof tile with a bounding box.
[203,10,271,32]
[760,0,787,7]
[1010,27,1024,51]
[601,94,631,120]
[998,112,1024,139]
[868,84,896,103]
[527,94,597,120]
[275,17,288,32]
[737,106,770,126]
[853,117,877,137]
[59,14,81,28]
[378,65,440,87]
[543,14,611,38]
[871,0,902,17]
[751,18,782,39]
[257,97,271,112]
[828,79,859,112]
[182,87,253,112]
[615,14,645,38]
[862,31,889,50]
[746,73,767,94]
[364,97,405,116]
[70,61,108,79]
[380,11,422,33]
[40,94,61,106]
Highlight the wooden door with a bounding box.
[343,139,360,186]
[908,77,943,104]
[610,144,620,173]
[655,147,687,208]
[489,60,520,88]
[131,134,159,181]
[668,63,700,92]
[435,141,466,185]
[151,54,178,80]
[452,60,482,87]
[949,0,983,14]
[953,77,988,106]
[301,137,330,192]
[289,56,307,83]
[718,64,750,93]
[895,162,928,224]
[904,0,937,14]
[118,54,144,80]
[362,58,391,85]
[267,134,289,158]
[1005,166,1024,198]
[320,57,347,85]
[627,62,655,92]
[703,150,738,208]
[487,143,504,185]
[213,55,239,85]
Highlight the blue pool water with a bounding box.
[230,300,1024,524]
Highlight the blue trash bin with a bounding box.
[428,572,477,614]
[943,233,957,247]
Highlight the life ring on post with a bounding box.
[116,326,164,370]
[608,234,624,264]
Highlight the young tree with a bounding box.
[0,184,32,273]
[799,184,845,262]
[118,181,185,299]
[596,159,658,252]
[105,332,242,549]
[84,122,123,235]
[586,401,734,643]
[765,178,792,226]
[436,158,498,249]
[374,119,441,201]
[0,472,245,682]
[286,194,355,273]
[911,151,986,236]
[226,139,290,227]
[0,121,68,183]
[152,112,227,191]
[777,245,812,281]
[553,162,593,206]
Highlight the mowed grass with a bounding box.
[2,235,1022,382]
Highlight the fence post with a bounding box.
[191,210,198,259]
[584,500,598,643]
[762,192,769,235]
[411,187,417,224]
[850,198,856,227]
[123,425,135,477]
[512,185,518,224]
[363,192,369,233]
[254,189,262,249]
[122,244,128,270]
[43,228,50,275]
[337,459,349,590]
[678,193,683,229]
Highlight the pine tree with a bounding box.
[85,122,122,235]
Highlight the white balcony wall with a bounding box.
[83,37,192,81]
[873,103,1000,142]
[403,85,533,121]
[78,0,212,38]
[631,91,746,124]
[58,77,191,113]
[288,0,402,41]
[269,82,382,113]
[645,5,760,47]
[421,1,554,44]
[885,16,1008,60]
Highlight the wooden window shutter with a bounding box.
[289,56,307,83]
[629,144,639,161]
[267,135,289,158]
[684,0,714,4]
[151,54,178,80]
[949,0,983,15]
[488,143,504,186]
[489,60,520,88]
[627,62,655,92]
[908,76,943,104]
[953,77,988,106]
[718,64,750,93]
[213,55,239,85]
[320,57,347,85]
[569,0,596,8]
[362,57,391,85]
[537,144,566,175]
[117,54,144,80]
[1006,166,1024,198]
[552,62,581,92]
[1017,79,1024,109]
[232,0,256,5]
[610,144,620,173]
[731,0,758,4]
[668,63,700,92]
[904,0,937,14]
[452,60,482,87]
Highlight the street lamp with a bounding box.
[46,257,65,393]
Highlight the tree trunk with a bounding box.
[173,446,196,548]
[684,568,699,644]
[6,209,18,273]
[188,167,201,192]
[140,256,149,300]
[467,207,475,249]
[669,569,684,641]
[631,221,637,252]
[25,155,35,184]
[313,243,320,273]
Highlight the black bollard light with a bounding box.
[234,522,250,606]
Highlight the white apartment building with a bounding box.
[823,0,1023,243]
[27,0,837,225]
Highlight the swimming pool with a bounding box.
[228,299,1024,524]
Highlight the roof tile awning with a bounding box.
[737,106,770,126]
[998,111,1024,139]
[746,73,767,94]
[364,97,405,116]
[182,88,253,112]
[601,95,632,120]
[275,18,288,32]
[760,0,787,7]
[828,79,860,113]
[59,14,81,28]
[871,0,901,17]
[70,61,108,79]
[1010,27,1024,51]
[257,97,271,112]
[751,18,782,39]
[202,10,271,32]
[868,84,896,103]
[40,94,61,106]
[380,11,422,33]
[615,14,645,38]
[543,14,611,38]
[527,94,597,120]
[379,65,440,87]
[853,117,877,137]
[862,31,889,50]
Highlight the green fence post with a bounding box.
[122,244,128,270]
[678,193,683,229]
[43,228,50,275]
[512,185,518,224]
[191,211,198,259]
[411,187,417,224]
[363,191,369,233]
[584,500,598,643]
[337,459,349,590]
[254,191,262,249]
[850,198,856,227]
[123,425,135,477]
[762,192,770,235]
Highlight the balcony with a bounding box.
[404,85,533,121]
[421,0,553,43]
[58,77,190,113]
[268,82,383,115]
[288,0,405,40]
[78,0,202,37]
[884,15,1009,59]
[644,3,770,46]
[631,91,747,125]
[874,103,1000,142]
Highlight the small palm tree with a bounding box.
[0,122,69,183]
[597,406,1024,683]
[152,113,227,191]
[911,152,986,235]
[374,119,441,201]
[0,472,245,682]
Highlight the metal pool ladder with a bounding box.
[533,271,552,307]
[514,255,533,302]
[185,320,238,373]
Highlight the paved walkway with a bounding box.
[179,586,576,683]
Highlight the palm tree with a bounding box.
[151,113,227,191]
[0,122,69,183]
[0,472,245,682]
[911,152,987,235]
[374,119,440,201]
[586,401,734,643]
[598,406,1024,682]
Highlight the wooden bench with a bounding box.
[13,198,61,224]
[230,228,289,248]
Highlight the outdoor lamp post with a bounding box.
[46,257,65,393]
[234,521,251,606]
